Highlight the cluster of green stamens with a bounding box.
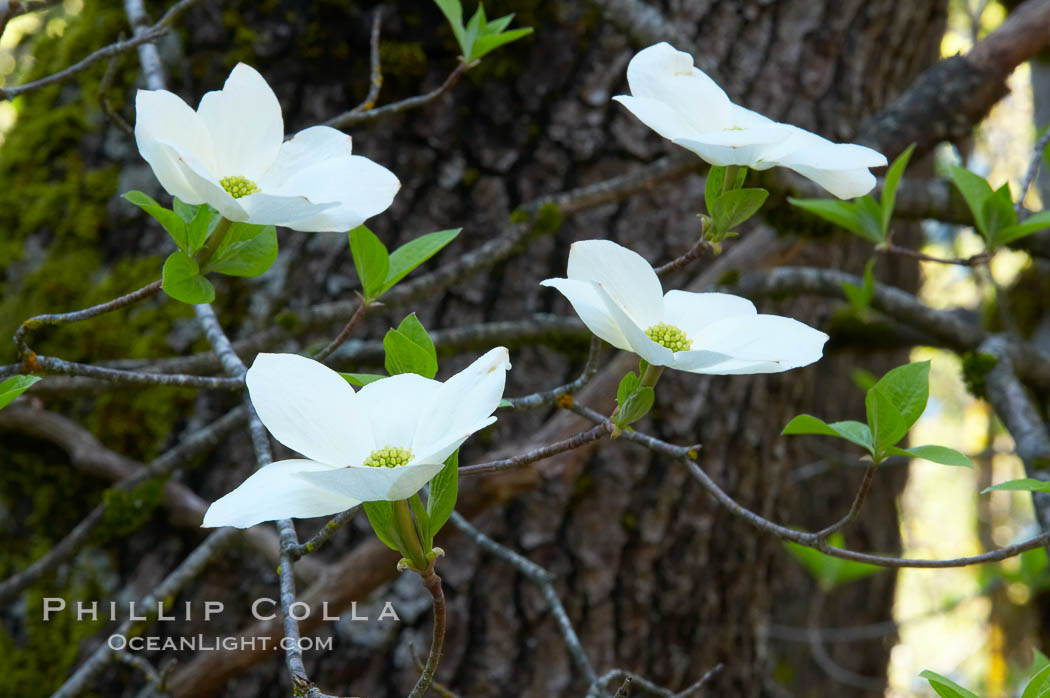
[646,322,692,352]
[219,175,261,199]
[363,445,413,469]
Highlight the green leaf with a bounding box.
[1034,649,1050,674]
[339,372,386,387]
[426,450,459,545]
[123,190,188,250]
[842,257,876,312]
[871,361,930,431]
[616,371,640,407]
[362,500,402,552]
[434,0,468,57]
[865,388,909,459]
[380,228,460,296]
[982,477,1050,494]
[0,375,40,411]
[705,166,726,210]
[997,210,1050,246]
[616,385,654,429]
[880,143,914,233]
[383,313,438,378]
[981,183,1017,247]
[161,251,215,304]
[919,670,980,698]
[782,415,874,453]
[851,367,878,392]
[471,27,533,60]
[948,165,995,237]
[486,12,514,33]
[1022,663,1050,698]
[202,222,278,277]
[349,225,390,300]
[409,494,432,555]
[889,445,972,468]
[463,3,485,58]
[173,197,198,223]
[186,204,215,254]
[710,187,768,235]
[854,195,885,241]
[783,533,883,590]
[788,197,882,244]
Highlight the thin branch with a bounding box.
[672,664,724,698]
[349,7,384,113]
[407,567,447,698]
[14,280,161,357]
[99,46,135,138]
[813,462,879,541]
[459,422,611,477]
[448,510,597,684]
[1017,127,1050,216]
[312,299,371,364]
[570,404,1050,568]
[24,354,242,390]
[504,336,603,409]
[325,61,471,130]
[806,592,886,692]
[654,239,715,277]
[0,0,203,100]
[52,528,238,698]
[286,505,362,561]
[880,242,988,267]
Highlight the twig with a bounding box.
[14,280,161,357]
[458,422,611,476]
[813,462,879,541]
[0,0,203,100]
[654,239,714,277]
[325,61,471,130]
[1016,127,1050,217]
[52,528,238,698]
[312,299,371,364]
[587,670,674,698]
[504,335,603,409]
[24,354,242,390]
[672,664,723,697]
[614,677,633,698]
[407,566,447,698]
[409,644,462,698]
[448,510,598,684]
[0,406,246,603]
[569,403,1050,568]
[98,46,135,138]
[806,592,886,691]
[287,505,362,560]
[349,7,384,113]
[880,243,988,267]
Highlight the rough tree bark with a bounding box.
[0,1,949,696]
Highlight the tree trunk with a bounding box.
[0,1,947,696]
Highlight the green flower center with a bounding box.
[646,323,692,352]
[362,445,413,469]
[219,175,261,199]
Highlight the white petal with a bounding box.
[612,95,700,142]
[266,154,401,233]
[667,349,735,371]
[674,126,791,168]
[593,282,673,366]
[134,89,215,202]
[413,416,496,466]
[412,347,510,459]
[690,314,829,373]
[246,353,374,466]
[566,240,663,328]
[296,461,446,502]
[540,278,630,351]
[153,141,247,221]
[196,63,283,180]
[356,373,441,450]
[782,163,878,199]
[238,191,339,227]
[201,459,359,529]
[260,125,353,183]
[662,290,756,338]
[622,42,732,132]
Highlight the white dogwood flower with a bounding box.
[613,43,887,199]
[135,63,400,232]
[541,240,828,374]
[202,348,511,529]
